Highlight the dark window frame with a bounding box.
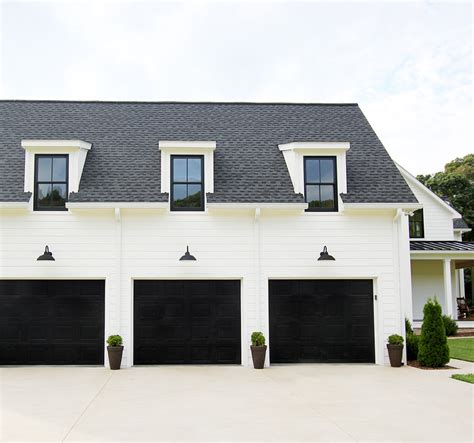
[34,154,69,211]
[409,209,424,238]
[170,155,205,212]
[304,156,338,212]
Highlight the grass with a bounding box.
[447,338,474,362]
[451,374,474,384]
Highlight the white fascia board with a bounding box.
[0,202,30,209]
[158,141,216,151]
[206,202,308,211]
[22,140,92,151]
[396,163,462,218]
[66,202,169,210]
[411,251,474,259]
[454,228,472,233]
[344,202,423,210]
[278,142,350,152]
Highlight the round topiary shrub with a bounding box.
[251,331,265,346]
[106,334,123,347]
[418,298,449,367]
[442,315,458,336]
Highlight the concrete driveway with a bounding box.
[1,361,473,442]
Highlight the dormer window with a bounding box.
[171,155,204,211]
[304,156,337,211]
[34,154,68,211]
[278,142,349,212]
[409,209,424,238]
[21,139,92,211]
[158,140,216,211]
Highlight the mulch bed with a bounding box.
[408,360,457,370]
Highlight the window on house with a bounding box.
[409,209,424,238]
[34,154,68,211]
[304,156,337,211]
[171,155,204,211]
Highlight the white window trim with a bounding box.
[21,140,92,197]
[158,141,216,194]
[278,142,350,210]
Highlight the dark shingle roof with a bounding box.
[410,241,474,252]
[453,218,470,229]
[0,100,417,204]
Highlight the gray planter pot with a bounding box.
[387,344,403,367]
[107,346,124,370]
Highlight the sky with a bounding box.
[0,0,472,175]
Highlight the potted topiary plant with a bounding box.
[107,334,124,370]
[250,331,267,369]
[387,334,404,367]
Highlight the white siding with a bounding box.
[411,259,459,320]
[400,172,455,240]
[0,206,406,366]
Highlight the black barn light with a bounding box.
[179,246,196,261]
[317,246,335,261]
[37,245,55,261]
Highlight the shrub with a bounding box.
[251,331,265,346]
[406,333,419,360]
[442,315,458,336]
[405,317,413,335]
[388,334,404,346]
[107,335,123,347]
[418,298,449,367]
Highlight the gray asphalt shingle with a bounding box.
[0,100,417,204]
[453,218,469,229]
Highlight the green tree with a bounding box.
[417,154,474,305]
[418,298,450,367]
[417,154,474,241]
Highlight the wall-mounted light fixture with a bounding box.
[317,246,335,261]
[37,245,55,261]
[179,246,196,261]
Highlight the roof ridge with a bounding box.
[0,99,359,106]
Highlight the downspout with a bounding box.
[254,208,261,333]
[393,208,412,364]
[114,208,122,356]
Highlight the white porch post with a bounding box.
[443,258,453,318]
[458,269,465,299]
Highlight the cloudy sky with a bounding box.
[0,0,472,175]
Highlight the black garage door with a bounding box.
[0,280,105,365]
[269,280,374,363]
[134,280,241,364]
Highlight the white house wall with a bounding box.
[404,180,455,241]
[0,207,404,367]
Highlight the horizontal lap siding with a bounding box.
[408,184,454,240]
[1,208,401,366]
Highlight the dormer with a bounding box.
[278,142,350,211]
[158,141,216,211]
[22,140,92,210]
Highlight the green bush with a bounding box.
[442,315,458,336]
[418,298,449,367]
[107,335,123,347]
[251,331,265,346]
[388,334,404,345]
[406,333,419,360]
[405,317,413,335]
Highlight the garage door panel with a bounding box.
[134,280,241,364]
[0,280,105,365]
[216,322,239,339]
[269,280,374,363]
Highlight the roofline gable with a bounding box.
[396,163,462,219]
